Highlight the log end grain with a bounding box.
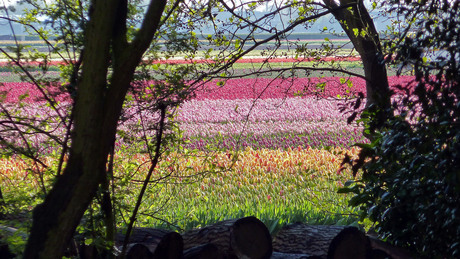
[327,227,371,259]
[231,216,272,259]
[153,231,183,259]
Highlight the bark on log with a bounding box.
[370,248,393,259]
[125,243,153,258]
[182,216,272,259]
[273,224,346,258]
[116,228,183,259]
[368,235,414,259]
[327,227,371,259]
[183,243,220,259]
[271,251,321,259]
[273,224,371,259]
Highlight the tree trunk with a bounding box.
[22,0,167,258]
[272,224,370,259]
[23,0,118,257]
[182,216,272,259]
[324,0,392,118]
[0,187,5,219]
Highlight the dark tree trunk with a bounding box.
[22,0,167,258]
[324,0,392,119]
[23,0,118,256]
[0,187,4,220]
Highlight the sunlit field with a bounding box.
[0,60,414,233]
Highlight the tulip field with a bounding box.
[0,60,414,232]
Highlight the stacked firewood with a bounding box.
[115,216,414,259]
[0,216,414,258]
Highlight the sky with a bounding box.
[0,0,392,36]
[2,0,19,7]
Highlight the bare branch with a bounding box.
[129,0,168,62]
[193,3,356,84]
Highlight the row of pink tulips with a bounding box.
[1,75,415,103]
[177,97,346,123]
[1,74,416,151]
[178,120,361,137]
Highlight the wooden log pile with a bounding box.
[0,217,414,258]
[114,228,183,258]
[111,216,413,259]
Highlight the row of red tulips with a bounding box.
[1,75,415,103]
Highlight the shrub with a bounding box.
[341,1,460,257]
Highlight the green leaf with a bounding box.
[372,2,377,9]
[353,28,359,37]
[347,80,353,88]
[19,92,29,101]
[316,82,326,90]
[234,39,241,49]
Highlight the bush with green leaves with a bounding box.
[341,1,460,257]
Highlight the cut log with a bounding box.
[116,228,183,259]
[327,227,371,259]
[370,248,393,259]
[273,224,371,259]
[78,244,100,259]
[368,235,414,259]
[273,224,347,258]
[182,216,272,259]
[125,243,153,258]
[271,251,321,259]
[183,243,220,259]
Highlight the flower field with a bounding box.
[0,62,415,231]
